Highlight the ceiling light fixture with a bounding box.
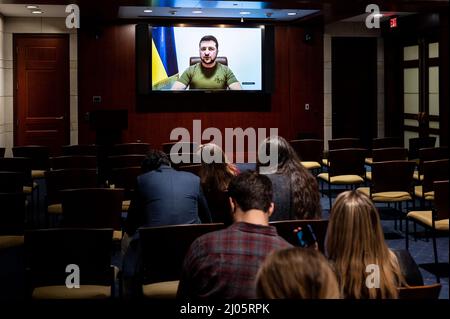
[143,9,152,13]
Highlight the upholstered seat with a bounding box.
[0,235,24,250]
[32,285,111,299]
[365,157,373,165]
[31,170,46,179]
[318,173,364,184]
[47,203,63,215]
[358,187,412,202]
[414,186,434,200]
[142,280,179,299]
[321,158,329,166]
[122,200,131,212]
[413,171,424,181]
[407,211,449,231]
[301,161,322,170]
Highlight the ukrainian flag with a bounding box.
[152,27,179,90]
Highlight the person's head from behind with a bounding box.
[227,171,273,219]
[142,149,171,173]
[199,35,218,66]
[326,190,402,299]
[256,248,340,299]
[198,143,237,190]
[257,136,300,174]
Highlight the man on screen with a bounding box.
[171,35,242,90]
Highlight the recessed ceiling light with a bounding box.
[143,9,152,13]
[287,12,297,16]
[32,10,43,14]
[240,11,251,15]
[192,10,203,14]
[374,13,383,18]
[26,5,39,9]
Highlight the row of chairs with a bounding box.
[2,217,441,299]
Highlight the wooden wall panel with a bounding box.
[78,24,324,149]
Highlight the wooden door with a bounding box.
[14,35,69,154]
[332,37,377,149]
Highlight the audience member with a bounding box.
[326,190,405,299]
[256,248,340,299]
[257,136,322,220]
[177,171,292,299]
[197,143,239,224]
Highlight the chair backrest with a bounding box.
[177,164,202,176]
[51,155,97,170]
[0,171,26,192]
[61,144,98,156]
[0,157,32,185]
[372,147,408,162]
[328,148,367,177]
[110,143,150,156]
[269,220,328,253]
[371,160,416,193]
[12,145,50,170]
[109,167,142,199]
[418,147,449,174]
[25,228,114,288]
[61,188,124,230]
[189,56,228,66]
[398,283,441,299]
[162,142,199,155]
[289,139,323,162]
[371,137,403,150]
[328,138,361,151]
[139,223,225,284]
[107,154,146,169]
[0,147,5,158]
[408,137,436,159]
[0,192,26,235]
[422,159,449,193]
[45,168,98,204]
[434,180,449,221]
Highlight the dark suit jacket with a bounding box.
[125,165,211,235]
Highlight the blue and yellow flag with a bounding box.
[152,27,179,90]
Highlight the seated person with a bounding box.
[256,248,341,299]
[177,171,291,299]
[171,35,242,90]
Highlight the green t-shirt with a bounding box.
[178,62,239,90]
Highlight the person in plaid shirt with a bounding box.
[177,171,292,299]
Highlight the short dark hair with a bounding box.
[142,150,171,172]
[228,171,272,213]
[199,35,218,50]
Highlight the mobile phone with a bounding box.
[296,224,317,248]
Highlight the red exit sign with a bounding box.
[390,17,398,28]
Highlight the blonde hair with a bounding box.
[256,248,340,299]
[325,190,404,299]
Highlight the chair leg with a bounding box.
[328,183,332,210]
[413,221,417,241]
[431,228,440,283]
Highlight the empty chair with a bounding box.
[110,143,150,156]
[107,154,146,169]
[406,180,449,281]
[269,220,328,253]
[0,147,5,158]
[414,147,449,181]
[61,188,124,241]
[51,155,97,170]
[397,283,442,299]
[0,172,26,193]
[371,137,403,150]
[318,148,366,208]
[0,192,26,250]
[323,138,361,166]
[45,168,98,217]
[365,147,409,180]
[414,159,449,204]
[138,223,225,298]
[61,144,98,156]
[109,167,142,212]
[408,137,436,160]
[289,139,323,171]
[12,145,50,179]
[25,228,115,299]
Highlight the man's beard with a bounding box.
[201,56,216,65]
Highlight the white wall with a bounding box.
[323,21,383,150]
[0,17,77,157]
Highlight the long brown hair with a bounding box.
[198,143,238,192]
[326,190,404,299]
[256,248,340,299]
[257,136,322,219]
